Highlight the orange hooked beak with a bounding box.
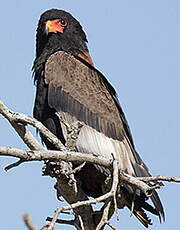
[44,19,65,35]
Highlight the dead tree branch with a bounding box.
[23,214,37,230]
[1,146,178,195]
[46,155,119,230]
[0,147,111,168]
[0,99,96,229]
[0,99,65,151]
[0,98,180,229]
[138,175,180,183]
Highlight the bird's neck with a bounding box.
[33,33,88,74]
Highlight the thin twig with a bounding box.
[5,159,25,171]
[41,221,50,230]
[77,215,85,230]
[46,192,111,230]
[46,217,75,226]
[111,156,119,221]
[0,99,44,151]
[120,172,155,197]
[48,157,119,230]
[67,162,86,175]
[106,221,118,230]
[130,190,136,217]
[138,175,180,183]
[96,199,112,230]
[23,214,37,230]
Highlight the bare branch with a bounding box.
[119,173,156,197]
[23,214,37,230]
[0,99,44,150]
[96,199,112,230]
[4,159,25,171]
[0,99,95,229]
[0,99,66,151]
[106,221,118,230]
[47,157,119,230]
[46,217,75,226]
[0,146,111,167]
[111,156,119,220]
[0,146,180,194]
[138,175,180,183]
[41,221,51,230]
[67,162,86,175]
[1,98,180,229]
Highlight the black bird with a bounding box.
[33,9,165,227]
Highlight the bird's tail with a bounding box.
[132,208,152,228]
[120,186,160,228]
[116,136,165,225]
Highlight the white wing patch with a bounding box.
[58,111,139,176]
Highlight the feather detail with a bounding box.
[33,9,165,227]
[58,110,147,179]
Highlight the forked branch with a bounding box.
[0,98,180,230]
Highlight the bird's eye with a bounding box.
[60,19,66,26]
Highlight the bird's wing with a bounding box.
[44,51,164,220]
[44,51,146,175]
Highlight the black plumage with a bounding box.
[33,9,165,227]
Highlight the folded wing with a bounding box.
[44,51,164,224]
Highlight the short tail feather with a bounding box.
[121,186,164,228]
[133,209,152,228]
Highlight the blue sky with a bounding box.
[0,1,179,229]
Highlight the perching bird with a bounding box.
[33,9,165,227]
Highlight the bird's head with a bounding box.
[35,9,93,67]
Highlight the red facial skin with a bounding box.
[44,19,94,67]
[44,19,67,33]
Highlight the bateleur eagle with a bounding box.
[33,9,165,227]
